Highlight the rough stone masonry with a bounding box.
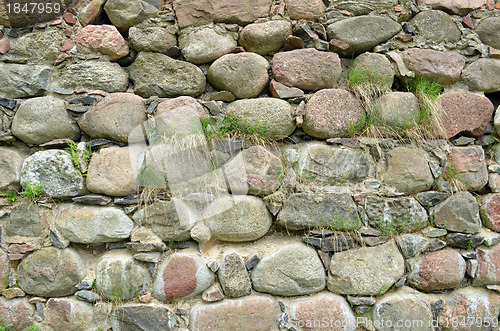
[0,0,500,330]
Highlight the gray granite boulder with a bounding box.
[410,10,461,43]
[130,51,206,98]
[476,16,500,50]
[0,63,51,98]
[462,58,500,93]
[0,147,25,192]
[20,150,85,198]
[12,96,80,145]
[207,53,269,99]
[179,25,237,64]
[239,20,292,55]
[251,244,326,296]
[431,192,481,234]
[129,25,178,53]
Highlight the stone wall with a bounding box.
[0,0,500,330]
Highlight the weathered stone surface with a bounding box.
[117,305,179,331]
[55,205,133,244]
[473,245,500,286]
[78,0,107,26]
[190,296,278,331]
[130,52,206,98]
[5,204,42,238]
[382,147,433,194]
[481,194,500,232]
[462,58,500,93]
[239,20,292,55]
[104,0,161,32]
[447,146,488,191]
[0,298,34,330]
[207,53,269,99]
[284,0,326,20]
[365,196,428,233]
[18,247,86,297]
[289,293,356,331]
[277,192,360,231]
[476,16,500,50]
[179,26,237,64]
[327,16,401,56]
[328,0,398,15]
[218,252,252,298]
[440,92,494,139]
[350,52,394,88]
[396,234,429,258]
[79,93,146,143]
[95,252,151,300]
[269,80,304,99]
[252,244,325,296]
[303,89,364,139]
[203,195,272,242]
[402,48,465,85]
[410,10,461,43]
[55,61,129,93]
[132,200,193,242]
[439,288,500,330]
[327,240,404,295]
[407,249,466,291]
[226,98,295,140]
[46,298,96,331]
[224,145,283,196]
[129,26,178,53]
[173,0,273,28]
[373,287,433,331]
[290,143,374,184]
[5,29,65,64]
[154,253,213,301]
[431,192,481,234]
[0,63,51,98]
[87,146,139,197]
[0,147,25,192]
[272,49,341,91]
[375,92,420,129]
[422,0,485,15]
[12,96,80,145]
[20,150,85,198]
[75,25,129,60]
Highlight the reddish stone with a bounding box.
[202,286,224,302]
[353,193,365,206]
[139,293,152,303]
[272,48,341,91]
[0,38,9,55]
[61,39,74,52]
[396,34,413,42]
[497,2,500,9]
[191,296,278,331]
[163,256,197,300]
[329,38,350,52]
[63,13,77,25]
[283,35,303,50]
[173,0,272,28]
[440,92,494,139]
[0,298,33,330]
[439,288,500,331]
[278,1,286,15]
[482,194,500,232]
[447,146,488,191]
[473,245,500,286]
[409,249,466,291]
[55,53,71,65]
[284,0,326,20]
[65,28,72,38]
[338,9,352,16]
[463,16,473,29]
[230,46,246,53]
[8,254,24,261]
[472,12,483,18]
[2,288,25,299]
[486,0,495,9]
[394,6,403,11]
[154,253,213,302]
[7,244,34,254]
[75,25,129,61]
[289,294,356,330]
[49,19,63,26]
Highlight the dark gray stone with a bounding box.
[75,290,101,303]
[321,235,356,253]
[326,16,401,56]
[447,233,484,249]
[416,191,449,208]
[396,234,429,258]
[245,254,260,270]
[277,192,361,231]
[72,195,112,206]
[218,252,252,298]
[117,305,179,331]
[431,192,481,234]
[5,204,42,237]
[0,63,51,98]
